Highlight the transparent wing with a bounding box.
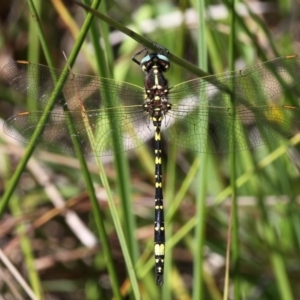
[1,61,145,110]
[2,61,151,156]
[3,107,156,156]
[168,55,300,106]
[162,105,300,153]
[163,55,300,153]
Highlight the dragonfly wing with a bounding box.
[163,104,300,153]
[163,55,300,153]
[168,55,300,107]
[1,61,145,110]
[4,106,153,156]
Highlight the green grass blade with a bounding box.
[227,1,240,299]
[10,196,43,299]
[192,0,208,299]
[27,0,41,111]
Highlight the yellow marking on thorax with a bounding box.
[154,74,159,85]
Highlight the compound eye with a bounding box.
[158,56,170,72]
[140,54,153,66]
[156,54,169,64]
[140,53,170,72]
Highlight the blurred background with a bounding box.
[1,0,300,299]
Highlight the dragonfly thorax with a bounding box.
[142,54,172,122]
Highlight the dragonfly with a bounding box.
[2,50,300,285]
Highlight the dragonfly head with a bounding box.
[140,53,170,73]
